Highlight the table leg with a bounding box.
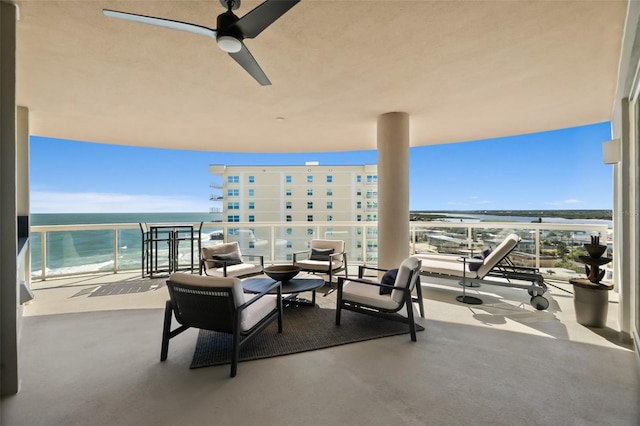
[456,257,482,305]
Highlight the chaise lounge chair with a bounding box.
[416,233,550,310]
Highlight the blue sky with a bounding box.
[30,122,613,213]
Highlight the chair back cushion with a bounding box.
[310,239,345,263]
[201,242,243,270]
[476,234,519,278]
[169,273,245,307]
[391,257,422,305]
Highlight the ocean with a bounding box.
[31,212,220,277]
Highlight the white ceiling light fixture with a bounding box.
[217,35,242,53]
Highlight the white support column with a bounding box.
[377,112,410,270]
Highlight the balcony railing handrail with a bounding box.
[30,220,611,282]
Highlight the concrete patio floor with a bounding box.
[2,271,638,425]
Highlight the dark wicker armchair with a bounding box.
[336,257,424,341]
[162,273,282,377]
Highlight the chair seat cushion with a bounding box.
[295,259,342,272]
[241,294,277,332]
[204,263,263,278]
[342,280,401,311]
[419,258,479,278]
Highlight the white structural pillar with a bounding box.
[377,112,410,270]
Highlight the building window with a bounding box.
[286,202,292,209]
[307,215,313,222]
[357,215,362,222]
[227,189,239,196]
[249,189,255,196]
[228,228,239,235]
[357,241,362,248]
[327,215,333,221]
[286,175,292,183]
[357,175,362,183]
[307,202,313,209]
[286,228,292,235]
[367,175,377,184]
[286,241,292,249]
[248,215,255,222]
[307,175,313,183]
[248,175,255,183]
[327,189,333,196]
[356,201,362,209]
[227,215,239,222]
[249,241,255,249]
[286,254,293,261]
[227,202,239,210]
[286,215,292,222]
[367,214,378,221]
[307,228,314,235]
[248,202,255,209]
[327,175,333,183]
[307,189,313,196]
[227,176,239,183]
[356,189,362,196]
[286,189,292,196]
[327,201,333,209]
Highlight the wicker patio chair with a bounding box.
[161,273,282,377]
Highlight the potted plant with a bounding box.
[569,235,613,327]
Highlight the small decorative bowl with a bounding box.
[264,265,301,282]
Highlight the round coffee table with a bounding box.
[242,277,325,307]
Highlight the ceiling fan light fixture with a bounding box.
[217,35,242,53]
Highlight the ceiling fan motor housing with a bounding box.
[217,10,242,39]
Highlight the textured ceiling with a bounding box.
[15,0,627,152]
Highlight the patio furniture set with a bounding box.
[159,233,549,377]
[161,237,426,377]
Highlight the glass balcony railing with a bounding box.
[29,220,611,289]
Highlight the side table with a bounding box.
[456,256,484,305]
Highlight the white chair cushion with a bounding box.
[391,257,422,305]
[419,258,472,278]
[169,273,245,307]
[417,233,519,279]
[342,280,401,310]
[294,259,343,272]
[204,263,263,278]
[241,294,277,331]
[476,234,519,277]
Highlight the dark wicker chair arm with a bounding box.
[292,250,310,262]
[358,264,389,278]
[337,276,406,293]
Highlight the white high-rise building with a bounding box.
[208,162,378,262]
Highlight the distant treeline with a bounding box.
[410,210,612,221]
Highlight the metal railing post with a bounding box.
[41,231,46,280]
[113,229,119,273]
[535,228,541,269]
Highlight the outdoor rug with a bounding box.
[190,306,424,368]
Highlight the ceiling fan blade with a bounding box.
[234,0,300,39]
[228,43,271,86]
[103,9,217,39]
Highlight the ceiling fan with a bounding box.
[103,0,300,86]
